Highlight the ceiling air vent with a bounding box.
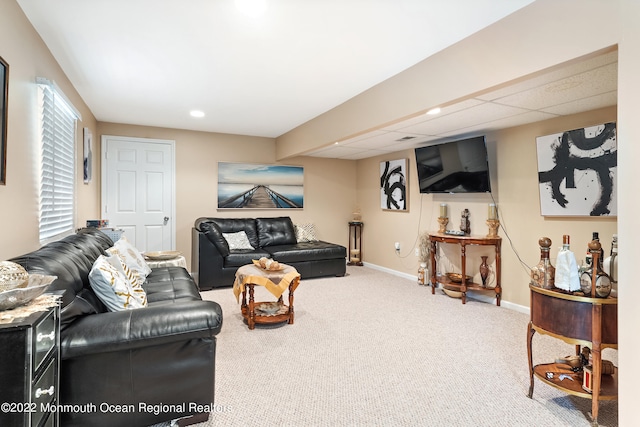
[396,136,416,141]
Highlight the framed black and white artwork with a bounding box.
[536,122,617,216]
[380,158,408,211]
[83,127,92,184]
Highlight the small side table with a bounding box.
[348,221,363,266]
[145,255,187,270]
[233,264,301,330]
[0,295,61,427]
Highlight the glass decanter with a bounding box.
[579,237,612,298]
[531,237,555,289]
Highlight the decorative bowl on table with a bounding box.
[445,272,473,283]
[0,274,57,311]
[144,251,181,261]
[0,261,30,292]
[442,287,463,299]
[256,302,282,315]
[252,258,285,271]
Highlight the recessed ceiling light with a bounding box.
[190,110,205,118]
[235,0,268,17]
[426,107,441,115]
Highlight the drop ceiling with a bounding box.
[16,1,616,160]
[307,49,618,159]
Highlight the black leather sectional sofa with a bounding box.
[9,228,223,427]
[192,216,347,290]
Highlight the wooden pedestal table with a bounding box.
[348,221,364,266]
[428,232,502,305]
[527,285,618,425]
[233,263,301,330]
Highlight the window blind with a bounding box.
[38,79,80,241]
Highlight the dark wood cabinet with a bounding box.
[0,303,60,427]
[527,285,617,425]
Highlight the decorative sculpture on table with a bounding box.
[479,256,489,287]
[460,209,470,235]
[417,232,430,285]
[486,203,500,237]
[437,203,448,233]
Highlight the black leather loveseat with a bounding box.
[192,216,346,290]
[9,228,223,427]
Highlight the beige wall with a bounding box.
[617,0,640,422]
[97,122,356,269]
[0,0,99,261]
[355,106,617,309]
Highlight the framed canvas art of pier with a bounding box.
[217,162,304,209]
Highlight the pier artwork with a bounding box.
[217,162,304,209]
[218,184,302,209]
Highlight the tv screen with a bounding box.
[415,136,491,194]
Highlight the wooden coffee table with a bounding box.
[233,263,301,330]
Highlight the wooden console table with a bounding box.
[527,285,617,425]
[428,232,501,305]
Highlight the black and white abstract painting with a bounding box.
[83,127,92,184]
[536,122,617,216]
[380,159,407,211]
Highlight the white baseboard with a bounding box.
[361,261,530,315]
[362,261,417,281]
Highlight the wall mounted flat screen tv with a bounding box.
[415,136,491,194]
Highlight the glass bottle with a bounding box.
[579,237,612,298]
[531,237,555,289]
[417,263,428,286]
[603,234,618,297]
[554,235,580,292]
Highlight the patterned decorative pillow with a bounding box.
[295,223,318,242]
[89,254,148,311]
[107,236,152,278]
[222,231,254,250]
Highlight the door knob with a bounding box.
[163,216,169,225]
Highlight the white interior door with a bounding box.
[101,135,175,252]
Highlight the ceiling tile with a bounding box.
[438,110,558,137]
[382,99,485,132]
[493,63,617,110]
[540,91,617,116]
[476,50,618,102]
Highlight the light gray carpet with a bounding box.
[159,266,618,427]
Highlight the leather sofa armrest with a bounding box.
[60,300,223,359]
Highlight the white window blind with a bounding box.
[38,79,80,241]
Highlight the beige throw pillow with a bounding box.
[107,236,152,278]
[222,231,254,250]
[295,223,318,243]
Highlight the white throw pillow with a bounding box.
[222,231,254,250]
[106,254,147,305]
[89,254,148,311]
[295,223,318,243]
[107,236,152,278]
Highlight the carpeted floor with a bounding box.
[156,266,618,427]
